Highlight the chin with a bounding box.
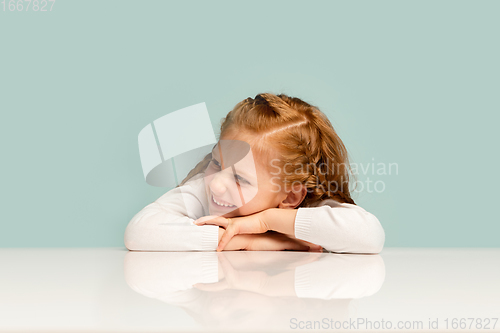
[208,208,239,218]
[222,212,237,218]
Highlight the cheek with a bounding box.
[238,184,259,204]
[232,187,280,217]
[203,174,214,190]
[244,185,278,207]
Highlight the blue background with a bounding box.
[1,0,498,247]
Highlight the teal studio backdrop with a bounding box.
[1,0,499,247]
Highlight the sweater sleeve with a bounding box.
[124,252,219,298]
[294,254,385,299]
[294,200,385,254]
[124,175,219,251]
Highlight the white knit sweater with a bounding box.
[124,174,385,253]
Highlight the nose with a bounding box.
[209,169,233,196]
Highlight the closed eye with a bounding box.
[211,158,221,169]
[211,158,250,185]
[235,174,250,185]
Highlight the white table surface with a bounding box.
[0,248,499,332]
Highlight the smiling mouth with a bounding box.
[211,193,237,208]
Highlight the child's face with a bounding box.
[203,136,285,218]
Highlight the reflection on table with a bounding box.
[124,251,385,331]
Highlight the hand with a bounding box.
[246,231,323,252]
[221,249,322,271]
[194,211,269,251]
[194,252,270,293]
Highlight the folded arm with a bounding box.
[263,202,385,254]
[124,175,318,251]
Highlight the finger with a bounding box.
[217,252,233,271]
[194,215,219,224]
[195,216,229,228]
[284,240,312,252]
[292,239,323,253]
[193,215,210,225]
[217,228,236,252]
[308,244,323,252]
[285,253,322,269]
[216,253,236,282]
[216,223,239,251]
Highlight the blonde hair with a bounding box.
[181,92,357,206]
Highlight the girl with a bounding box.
[125,93,385,253]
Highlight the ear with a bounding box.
[278,183,307,209]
